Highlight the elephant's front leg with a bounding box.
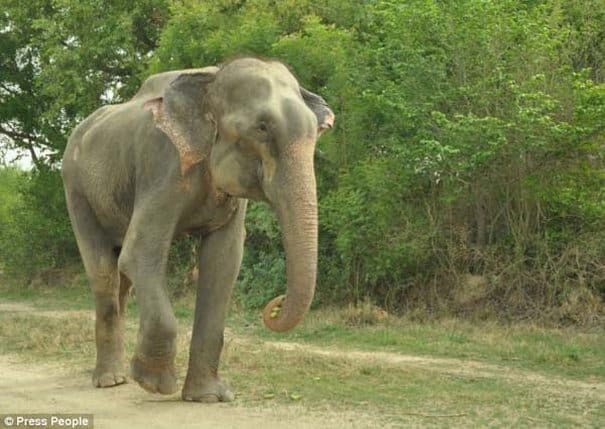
[118,207,180,395]
[182,200,247,403]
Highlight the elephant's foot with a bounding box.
[131,355,178,395]
[182,377,234,403]
[92,363,127,388]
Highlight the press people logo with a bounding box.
[1,414,93,428]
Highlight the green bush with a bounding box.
[1,0,604,321]
[146,0,605,317]
[0,168,78,279]
[235,202,286,309]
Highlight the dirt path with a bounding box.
[1,300,603,428]
[0,355,378,429]
[0,301,382,429]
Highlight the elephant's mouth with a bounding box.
[257,161,264,184]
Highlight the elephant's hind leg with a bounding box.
[65,191,127,388]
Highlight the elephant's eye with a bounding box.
[258,122,269,133]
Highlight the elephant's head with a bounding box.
[144,58,334,332]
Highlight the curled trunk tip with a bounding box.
[262,295,288,332]
[262,294,313,332]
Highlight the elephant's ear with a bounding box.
[300,87,335,135]
[144,71,217,175]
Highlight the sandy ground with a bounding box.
[1,301,603,428]
[0,301,384,429]
[0,354,384,429]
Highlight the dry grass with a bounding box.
[0,312,95,359]
[340,298,390,327]
[1,295,604,427]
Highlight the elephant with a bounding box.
[61,57,334,402]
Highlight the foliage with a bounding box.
[236,202,286,308]
[1,0,604,321]
[0,167,22,225]
[0,167,78,278]
[0,0,171,165]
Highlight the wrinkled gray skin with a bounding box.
[61,58,334,402]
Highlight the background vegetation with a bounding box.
[1,0,604,323]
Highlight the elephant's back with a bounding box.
[62,104,120,181]
[62,102,143,233]
[63,117,137,242]
[131,66,220,101]
[65,65,221,159]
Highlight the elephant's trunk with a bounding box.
[262,145,318,332]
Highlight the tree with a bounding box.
[0,0,170,165]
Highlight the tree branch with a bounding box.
[0,82,21,95]
[0,123,43,168]
[0,124,33,141]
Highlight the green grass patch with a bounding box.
[213,337,604,428]
[231,309,605,380]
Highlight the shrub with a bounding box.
[0,168,78,279]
